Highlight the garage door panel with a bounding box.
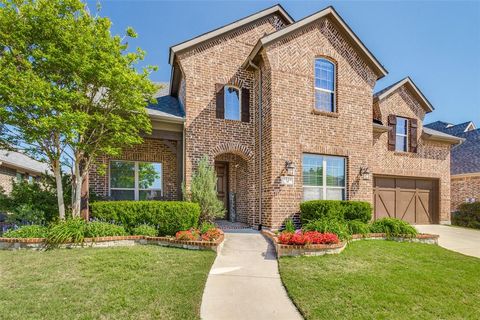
[374,177,438,224]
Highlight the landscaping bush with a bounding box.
[85,221,127,238]
[90,201,200,236]
[201,228,222,241]
[369,218,417,237]
[277,231,339,245]
[199,221,216,234]
[302,218,350,241]
[452,202,480,229]
[300,200,372,224]
[175,229,200,241]
[47,218,87,245]
[284,218,296,233]
[132,224,158,237]
[347,220,370,236]
[2,225,49,238]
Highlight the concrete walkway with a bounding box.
[200,230,302,320]
[416,224,480,258]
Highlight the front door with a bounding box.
[215,162,229,220]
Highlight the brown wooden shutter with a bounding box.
[388,115,397,151]
[215,83,224,119]
[409,119,418,153]
[241,88,250,123]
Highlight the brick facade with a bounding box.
[0,165,16,194]
[451,174,480,211]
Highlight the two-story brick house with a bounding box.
[89,4,462,229]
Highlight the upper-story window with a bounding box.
[224,86,241,121]
[395,117,409,152]
[314,58,335,112]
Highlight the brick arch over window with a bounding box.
[211,142,253,161]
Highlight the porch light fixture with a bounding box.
[360,166,371,180]
[285,160,295,176]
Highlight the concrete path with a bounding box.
[200,230,302,320]
[416,224,480,258]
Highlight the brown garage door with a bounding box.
[373,176,438,224]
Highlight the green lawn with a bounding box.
[279,241,480,320]
[0,246,215,320]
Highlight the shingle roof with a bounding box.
[0,150,50,174]
[425,120,480,174]
[146,82,185,121]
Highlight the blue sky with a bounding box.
[88,1,480,126]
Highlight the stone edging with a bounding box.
[262,230,439,257]
[0,232,225,252]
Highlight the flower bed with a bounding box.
[262,230,438,257]
[0,230,224,252]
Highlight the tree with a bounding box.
[0,0,157,218]
[183,156,225,223]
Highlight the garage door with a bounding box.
[373,176,438,224]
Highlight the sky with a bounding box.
[87,0,480,126]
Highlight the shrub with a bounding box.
[347,220,370,236]
[175,229,200,241]
[2,225,49,238]
[278,231,339,245]
[90,201,200,236]
[201,228,222,241]
[284,219,296,233]
[85,221,127,238]
[183,156,225,222]
[132,224,158,237]
[199,221,216,234]
[47,218,87,245]
[278,232,294,245]
[302,218,350,241]
[300,200,372,224]
[369,218,417,237]
[452,203,480,229]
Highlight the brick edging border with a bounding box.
[0,231,225,252]
[262,230,439,257]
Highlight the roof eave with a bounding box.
[372,123,391,133]
[147,110,185,124]
[421,131,464,145]
[376,77,434,113]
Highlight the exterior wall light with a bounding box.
[360,166,371,180]
[285,160,295,176]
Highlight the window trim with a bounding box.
[395,116,409,152]
[314,57,336,113]
[109,160,163,201]
[302,154,346,201]
[224,85,242,121]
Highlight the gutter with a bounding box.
[249,59,263,231]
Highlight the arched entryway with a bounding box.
[212,142,254,224]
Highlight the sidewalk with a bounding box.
[200,230,302,320]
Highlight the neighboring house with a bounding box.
[89,4,462,228]
[425,120,479,211]
[0,150,50,194]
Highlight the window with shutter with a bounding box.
[388,115,397,151]
[215,83,224,119]
[241,88,250,122]
[409,119,418,153]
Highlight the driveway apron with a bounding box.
[200,230,302,320]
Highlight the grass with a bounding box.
[279,240,480,320]
[0,246,215,320]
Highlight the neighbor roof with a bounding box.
[374,77,434,113]
[425,121,476,136]
[0,150,50,174]
[146,83,185,123]
[168,4,294,65]
[450,129,480,175]
[243,6,388,79]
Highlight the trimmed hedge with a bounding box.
[90,201,201,236]
[452,202,480,229]
[300,200,372,224]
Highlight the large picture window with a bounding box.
[110,160,162,201]
[303,154,345,201]
[314,58,335,112]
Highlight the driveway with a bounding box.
[416,224,480,258]
[200,230,302,320]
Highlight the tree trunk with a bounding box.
[72,158,82,217]
[53,160,66,220]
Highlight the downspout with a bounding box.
[249,59,263,230]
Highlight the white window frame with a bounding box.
[224,85,242,121]
[314,58,336,112]
[303,154,346,201]
[109,160,163,201]
[395,117,409,152]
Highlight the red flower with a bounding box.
[201,228,222,241]
[278,232,294,244]
[290,233,307,245]
[175,229,200,241]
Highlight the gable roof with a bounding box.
[0,150,50,174]
[374,77,434,113]
[146,83,185,123]
[168,4,294,65]
[424,120,453,132]
[425,120,477,136]
[243,6,387,79]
